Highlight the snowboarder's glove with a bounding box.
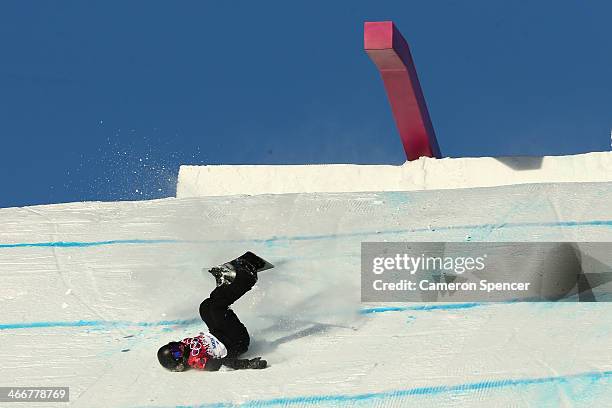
[246,357,267,369]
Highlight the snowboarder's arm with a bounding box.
[203,358,223,371]
[185,347,211,370]
[221,357,267,370]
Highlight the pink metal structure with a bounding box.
[364,21,441,160]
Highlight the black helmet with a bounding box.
[158,342,187,372]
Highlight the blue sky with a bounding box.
[1,1,610,208]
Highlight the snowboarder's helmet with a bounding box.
[158,342,186,371]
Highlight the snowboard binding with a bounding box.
[205,252,274,287]
[208,265,237,287]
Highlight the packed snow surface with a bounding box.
[1,182,612,407]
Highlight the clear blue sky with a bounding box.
[1,1,610,208]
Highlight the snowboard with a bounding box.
[205,251,274,287]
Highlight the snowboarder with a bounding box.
[157,252,269,371]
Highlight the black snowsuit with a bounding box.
[198,266,257,370]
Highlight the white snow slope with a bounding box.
[1,182,612,407]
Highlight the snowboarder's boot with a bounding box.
[207,265,237,287]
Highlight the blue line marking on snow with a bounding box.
[256,219,612,245]
[0,318,201,331]
[1,301,578,331]
[143,370,612,407]
[2,304,485,331]
[359,299,582,315]
[0,239,181,249]
[360,302,484,314]
[1,219,612,249]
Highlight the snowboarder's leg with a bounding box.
[199,298,250,357]
[209,266,258,309]
[199,268,256,357]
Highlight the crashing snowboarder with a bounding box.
[157,252,271,371]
